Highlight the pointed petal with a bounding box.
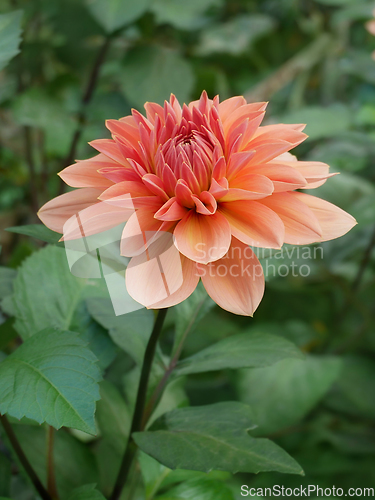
[200,238,264,316]
[89,139,127,165]
[174,211,231,264]
[293,192,357,241]
[59,154,115,188]
[126,234,199,308]
[246,164,307,192]
[220,174,274,202]
[258,192,323,245]
[38,188,103,234]
[219,200,284,249]
[154,198,189,221]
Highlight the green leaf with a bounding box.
[0,266,16,300]
[0,10,22,72]
[121,46,195,109]
[156,476,235,500]
[9,424,98,499]
[150,0,222,30]
[0,327,101,434]
[133,402,303,475]
[96,380,131,454]
[196,14,275,56]
[172,283,215,358]
[282,105,352,141]
[327,356,375,419]
[237,356,342,435]
[0,453,11,497]
[174,331,303,376]
[6,224,62,245]
[85,0,150,33]
[87,297,154,364]
[139,452,171,500]
[68,484,106,500]
[10,245,89,339]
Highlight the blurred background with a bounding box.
[1,0,375,498]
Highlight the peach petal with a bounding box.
[59,154,116,188]
[99,181,162,209]
[200,238,264,316]
[154,198,189,221]
[89,139,127,165]
[38,188,103,234]
[293,192,357,241]
[174,211,231,264]
[219,200,284,249]
[126,234,199,308]
[244,164,307,192]
[258,192,323,245]
[220,174,274,202]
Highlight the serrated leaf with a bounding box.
[121,46,195,109]
[0,266,16,300]
[6,224,62,245]
[85,0,150,33]
[172,283,215,357]
[174,331,303,376]
[237,356,342,435]
[133,402,303,475]
[87,297,154,364]
[0,10,22,72]
[11,245,88,339]
[68,484,106,500]
[0,328,101,434]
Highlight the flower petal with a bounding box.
[293,192,357,241]
[174,211,231,264]
[258,192,323,245]
[219,200,284,249]
[59,154,115,188]
[200,238,264,316]
[126,233,199,308]
[38,188,103,234]
[220,174,274,202]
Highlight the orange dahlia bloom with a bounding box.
[39,92,356,315]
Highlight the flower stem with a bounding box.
[46,426,59,499]
[110,308,168,500]
[0,414,52,500]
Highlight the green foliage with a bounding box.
[156,476,235,500]
[0,10,22,72]
[6,224,62,245]
[134,402,303,475]
[0,327,101,433]
[85,0,151,33]
[68,484,106,500]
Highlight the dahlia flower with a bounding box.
[39,92,356,315]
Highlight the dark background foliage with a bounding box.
[0,0,375,498]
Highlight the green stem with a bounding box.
[110,308,168,500]
[0,414,52,500]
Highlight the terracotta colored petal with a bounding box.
[258,192,323,245]
[245,164,307,192]
[200,237,265,316]
[192,191,217,215]
[174,211,231,264]
[99,181,162,209]
[59,154,115,188]
[220,174,274,202]
[217,96,248,122]
[245,140,300,165]
[154,198,189,221]
[219,200,284,249]
[121,209,175,257]
[89,139,127,165]
[38,188,103,234]
[126,233,199,308]
[286,161,336,189]
[293,192,357,241]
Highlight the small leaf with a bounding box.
[133,402,303,475]
[121,46,195,109]
[172,283,215,357]
[150,0,222,30]
[237,356,342,435]
[87,297,154,364]
[68,484,106,500]
[156,476,235,500]
[174,331,303,376]
[85,0,151,33]
[196,14,275,56]
[6,224,62,245]
[0,328,101,434]
[0,10,22,72]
